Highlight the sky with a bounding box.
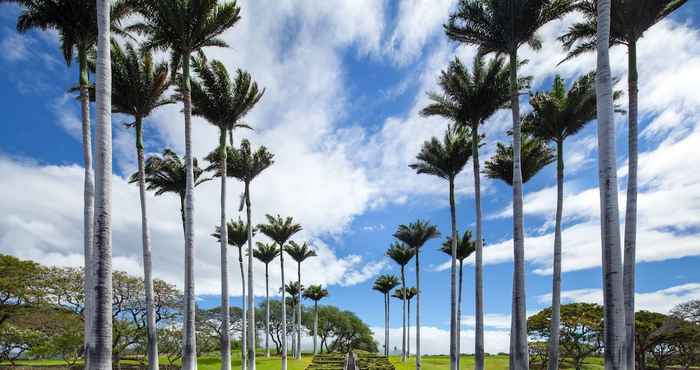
[1,0,700,356]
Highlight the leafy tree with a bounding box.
[314,305,378,354]
[634,310,668,370]
[0,325,44,365]
[386,242,414,361]
[671,300,700,324]
[254,242,280,357]
[0,254,46,326]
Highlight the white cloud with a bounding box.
[372,325,510,355]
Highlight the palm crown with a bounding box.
[188,52,264,132]
[205,140,275,184]
[284,241,317,264]
[440,230,478,261]
[129,149,211,201]
[484,134,554,186]
[212,218,254,249]
[253,242,280,265]
[257,214,302,248]
[386,242,415,267]
[373,275,400,294]
[392,287,417,301]
[393,220,441,250]
[303,285,329,302]
[283,281,303,297]
[409,126,473,182]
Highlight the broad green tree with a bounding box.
[110,41,173,370]
[257,215,302,370]
[254,242,280,357]
[129,2,242,367]
[393,220,440,369]
[445,1,573,367]
[373,274,400,357]
[409,126,472,370]
[302,284,329,355]
[386,242,414,362]
[559,2,688,368]
[285,241,317,359]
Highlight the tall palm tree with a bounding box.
[283,281,303,358]
[0,1,128,364]
[302,285,329,355]
[420,55,520,368]
[484,134,555,186]
[393,287,418,357]
[559,2,687,368]
[212,218,254,370]
[284,241,317,359]
[109,40,174,370]
[257,215,302,370]
[445,2,574,367]
[193,56,264,369]
[523,73,619,369]
[385,242,415,362]
[393,220,440,369]
[129,3,242,367]
[254,242,280,358]
[439,229,477,361]
[409,126,472,370]
[373,274,400,357]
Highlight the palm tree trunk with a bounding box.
[239,247,247,370]
[136,117,159,370]
[457,259,463,368]
[623,39,638,370]
[218,129,231,370]
[384,293,389,356]
[313,300,318,355]
[415,249,421,369]
[280,251,287,370]
[471,121,484,370]
[92,2,112,368]
[291,304,296,357]
[246,183,257,370]
[547,140,564,370]
[297,262,302,359]
[407,297,411,358]
[180,52,198,370]
[78,46,95,370]
[449,178,458,370]
[509,49,529,370]
[401,266,406,362]
[596,2,627,369]
[265,264,270,358]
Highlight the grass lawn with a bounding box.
[390,354,604,370]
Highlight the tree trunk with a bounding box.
[218,129,231,370]
[401,266,406,362]
[291,303,296,357]
[280,251,287,370]
[449,178,458,370]
[509,49,529,370]
[407,297,411,358]
[78,46,95,370]
[458,260,463,368]
[297,262,302,359]
[471,121,484,370]
[246,183,257,370]
[384,293,389,356]
[91,2,112,368]
[265,264,270,358]
[239,246,247,370]
[415,249,421,369]
[596,1,627,369]
[547,140,564,370]
[623,39,638,370]
[136,117,159,370]
[180,52,198,370]
[313,301,318,355]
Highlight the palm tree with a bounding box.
[254,242,280,358]
[0,1,128,364]
[283,281,303,358]
[129,3,242,367]
[484,134,555,186]
[393,287,418,358]
[523,73,619,369]
[373,274,400,357]
[558,2,688,368]
[212,218,254,370]
[409,126,472,370]
[439,229,477,360]
[393,220,440,369]
[302,285,329,355]
[420,55,520,368]
[284,241,317,359]
[186,49,263,370]
[257,215,302,370]
[445,2,574,367]
[109,41,174,370]
[385,242,414,362]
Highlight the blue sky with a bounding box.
[1,0,700,355]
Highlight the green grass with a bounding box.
[389,354,604,370]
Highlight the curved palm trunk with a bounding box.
[180,52,198,370]
[401,266,407,362]
[265,263,270,358]
[547,140,564,370]
[509,50,529,370]
[313,300,318,355]
[239,247,247,370]
[280,251,288,370]
[246,184,257,370]
[448,179,458,370]
[218,130,231,370]
[296,263,302,359]
[471,122,484,370]
[623,40,638,370]
[415,249,422,369]
[596,2,627,369]
[136,117,159,370]
[78,46,95,369]
[92,2,112,368]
